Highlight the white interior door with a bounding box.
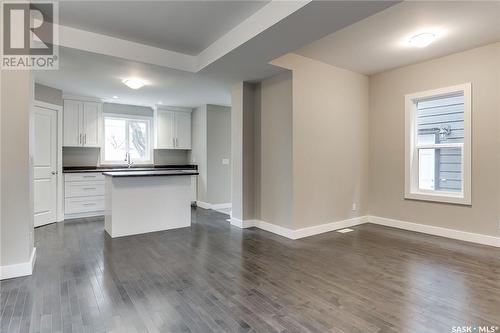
[34,106,57,227]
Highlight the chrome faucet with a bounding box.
[124,152,134,168]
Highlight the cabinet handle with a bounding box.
[83,187,96,190]
[83,203,96,206]
[84,133,87,145]
[79,134,82,144]
[173,138,175,148]
[83,175,96,178]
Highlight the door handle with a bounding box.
[51,171,57,175]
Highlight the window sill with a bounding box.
[405,191,471,205]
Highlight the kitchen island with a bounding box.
[103,170,198,238]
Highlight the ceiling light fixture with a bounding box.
[113,96,118,99]
[408,32,436,48]
[158,101,163,105]
[122,78,146,89]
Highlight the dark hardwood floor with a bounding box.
[1,208,500,333]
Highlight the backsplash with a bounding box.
[63,147,100,166]
[154,149,190,165]
[62,147,190,166]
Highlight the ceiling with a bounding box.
[296,1,500,75]
[36,46,233,108]
[36,1,396,107]
[45,1,269,55]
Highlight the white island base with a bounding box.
[104,174,192,238]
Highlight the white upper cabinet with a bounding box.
[175,111,192,149]
[155,107,192,150]
[63,99,102,147]
[156,110,175,149]
[63,100,81,147]
[82,102,101,147]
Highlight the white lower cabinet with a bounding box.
[64,172,105,218]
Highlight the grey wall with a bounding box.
[35,83,62,106]
[206,105,231,204]
[1,70,34,268]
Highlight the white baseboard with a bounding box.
[64,211,104,220]
[230,216,367,240]
[291,216,368,239]
[197,201,232,210]
[0,247,37,280]
[230,218,255,229]
[367,216,500,248]
[254,220,295,238]
[229,214,500,247]
[196,201,211,209]
[211,203,232,210]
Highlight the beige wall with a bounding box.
[369,43,500,236]
[190,105,208,202]
[207,105,231,204]
[1,70,35,267]
[271,54,370,229]
[231,82,257,220]
[255,71,294,228]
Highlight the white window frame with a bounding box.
[405,83,471,205]
[101,113,154,165]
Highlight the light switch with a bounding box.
[222,158,230,165]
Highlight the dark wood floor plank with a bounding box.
[1,208,500,333]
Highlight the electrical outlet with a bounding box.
[352,203,357,211]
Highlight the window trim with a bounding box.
[404,83,472,205]
[101,113,154,166]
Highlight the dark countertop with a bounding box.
[63,165,197,173]
[103,170,199,177]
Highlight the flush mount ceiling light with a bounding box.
[113,95,118,99]
[122,78,146,89]
[408,32,436,48]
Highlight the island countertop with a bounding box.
[63,165,197,173]
[103,170,199,177]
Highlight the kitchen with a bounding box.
[33,47,232,238]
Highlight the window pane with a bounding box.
[104,118,127,162]
[419,148,462,192]
[128,120,149,160]
[417,93,464,145]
